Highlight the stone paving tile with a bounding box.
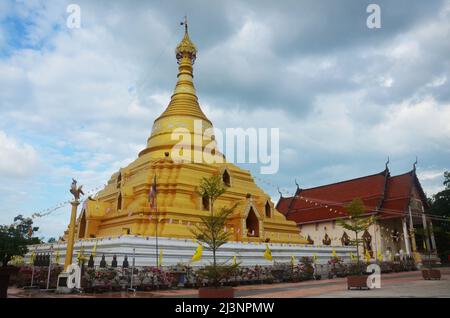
[8,267,450,298]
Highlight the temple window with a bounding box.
[341,231,350,246]
[202,195,210,211]
[117,172,122,189]
[322,233,331,245]
[322,233,331,246]
[246,207,259,237]
[265,201,271,218]
[222,169,231,187]
[122,228,130,235]
[117,193,122,211]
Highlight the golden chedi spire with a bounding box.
[158,16,209,121]
[139,17,219,160]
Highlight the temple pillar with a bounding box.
[373,222,382,258]
[408,206,417,252]
[421,213,431,252]
[402,218,411,256]
[428,221,437,251]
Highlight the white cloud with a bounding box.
[417,168,448,182]
[370,97,450,154]
[0,131,40,178]
[426,75,447,88]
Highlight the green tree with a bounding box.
[428,171,450,263]
[192,175,238,287]
[337,198,376,272]
[0,215,41,267]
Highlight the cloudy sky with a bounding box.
[1,0,449,239]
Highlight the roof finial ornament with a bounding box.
[295,178,300,189]
[277,187,283,198]
[413,156,418,171]
[176,16,197,65]
[180,15,188,34]
[385,156,390,170]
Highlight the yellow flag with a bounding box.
[191,243,203,263]
[77,245,84,263]
[159,249,163,266]
[365,249,371,263]
[92,240,98,257]
[233,255,237,265]
[30,251,36,265]
[350,252,356,261]
[423,240,426,250]
[377,249,383,262]
[291,255,296,266]
[332,248,337,258]
[264,244,273,261]
[312,253,318,263]
[55,250,60,265]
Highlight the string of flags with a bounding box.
[13,158,168,226]
[26,184,105,221]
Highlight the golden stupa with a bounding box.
[68,22,307,244]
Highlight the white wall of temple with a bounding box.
[24,236,356,267]
[299,218,410,260]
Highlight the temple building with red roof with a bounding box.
[277,163,440,265]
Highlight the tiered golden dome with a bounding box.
[71,21,307,245]
[139,21,215,159]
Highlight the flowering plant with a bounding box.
[327,256,347,278]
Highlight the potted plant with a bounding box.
[337,198,376,290]
[192,175,238,298]
[346,263,369,290]
[415,227,447,280]
[0,215,41,298]
[419,240,441,280]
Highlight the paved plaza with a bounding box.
[7,267,450,298]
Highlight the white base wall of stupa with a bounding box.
[25,235,356,267]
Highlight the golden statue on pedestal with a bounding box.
[70,179,84,202]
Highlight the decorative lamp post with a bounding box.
[64,179,84,270]
[56,179,84,293]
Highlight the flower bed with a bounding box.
[8,258,419,293]
[327,257,347,278]
[10,265,63,289]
